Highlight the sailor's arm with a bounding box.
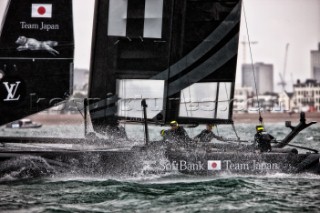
[211,133,224,141]
[194,130,205,141]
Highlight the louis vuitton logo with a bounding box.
[3,81,21,101]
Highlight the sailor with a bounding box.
[161,120,191,143]
[254,125,274,152]
[194,124,224,142]
[160,129,169,142]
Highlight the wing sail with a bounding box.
[0,0,74,126]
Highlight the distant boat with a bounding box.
[6,119,42,129]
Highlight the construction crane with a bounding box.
[278,43,289,91]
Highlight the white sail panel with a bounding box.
[143,0,163,38]
[108,0,128,37]
[179,83,217,119]
[116,79,164,119]
[216,82,232,119]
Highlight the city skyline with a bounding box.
[237,0,320,93]
[1,0,320,93]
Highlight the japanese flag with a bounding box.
[207,160,221,170]
[32,4,52,18]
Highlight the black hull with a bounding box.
[0,142,168,179]
[1,141,319,179]
[165,144,320,175]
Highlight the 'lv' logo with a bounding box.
[3,81,21,101]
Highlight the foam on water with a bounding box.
[1,122,320,212]
[0,156,72,182]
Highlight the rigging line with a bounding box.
[72,99,84,118]
[142,102,145,142]
[186,61,192,117]
[119,80,126,128]
[180,57,189,118]
[182,91,189,117]
[224,82,239,139]
[164,0,176,124]
[224,83,229,100]
[123,80,127,129]
[223,83,240,140]
[242,3,263,124]
[187,74,192,117]
[216,124,220,136]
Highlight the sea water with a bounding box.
[0,122,320,212]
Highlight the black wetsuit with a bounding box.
[194,130,223,142]
[254,131,274,152]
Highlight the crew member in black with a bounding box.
[254,125,274,152]
[161,120,191,143]
[194,124,224,142]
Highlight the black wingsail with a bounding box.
[89,0,241,132]
[0,0,74,126]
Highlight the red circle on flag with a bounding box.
[37,6,46,15]
[211,162,217,168]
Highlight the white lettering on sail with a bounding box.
[20,21,39,29]
[3,81,21,101]
[20,22,60,32]
[40,22,59,31]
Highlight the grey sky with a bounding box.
[238,0,320,92]
[1,0,320,92]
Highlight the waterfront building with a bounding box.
[234,87,254,112]
[293,79,320,112]
[242,63,274,94]
[278,91,295,112]
[250,93,278,112]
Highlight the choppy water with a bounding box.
[1,174,320,213]
[0,121,320,212]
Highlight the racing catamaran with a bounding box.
[0,0,319,178]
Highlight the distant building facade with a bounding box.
[278,91,294,112]
[311,43,320,82]
[234,87,254,112]
[234,87,280,113]
[251,93,278,112]
[293,79,320,112]
[242,63,273,94]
